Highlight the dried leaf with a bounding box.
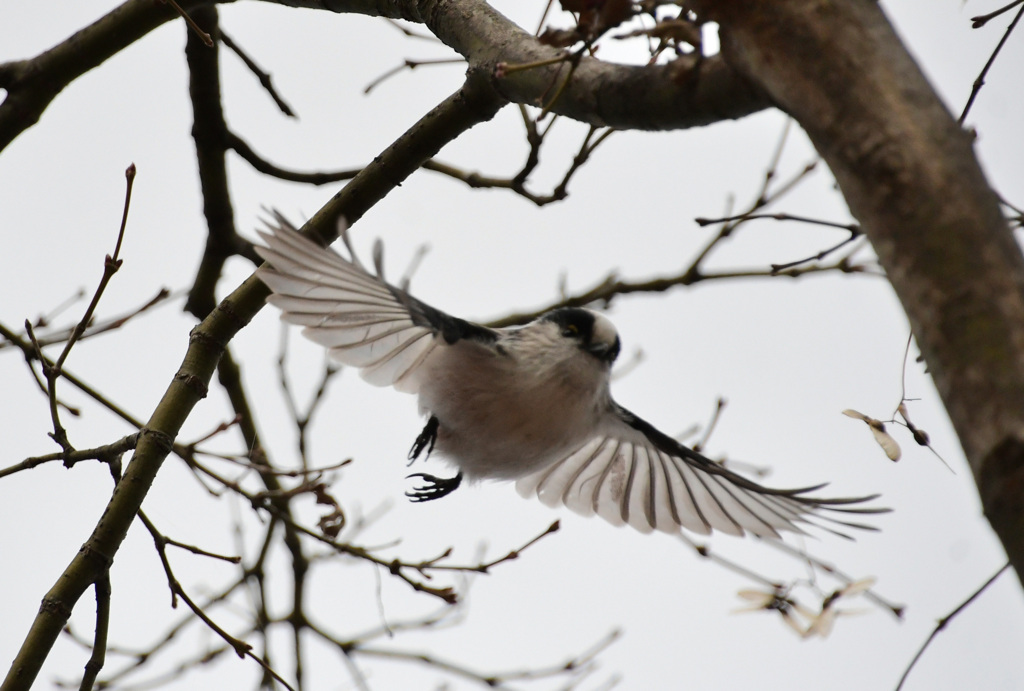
[804,607,838,639]
[843,409,901,461]
[869,425,902,461]
[839,576,877,597]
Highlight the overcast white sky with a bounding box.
[2,2,1024,689]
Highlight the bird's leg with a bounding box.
[404,415,461,501]
[407,415,439,465]
[405,471,463,502]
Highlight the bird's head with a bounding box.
[540,307,621,365]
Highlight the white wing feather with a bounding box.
[517,411,881,539]
[255,222,440,394]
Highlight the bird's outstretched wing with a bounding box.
[255,217,497,394]
[516,403,886,539]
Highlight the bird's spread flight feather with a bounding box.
[256,217,495,393]
[516,403,883,538]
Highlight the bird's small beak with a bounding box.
[587,338,620,364]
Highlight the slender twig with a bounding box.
[538,50,584,118]
[895,563,1011,690]
[415,520,561,574]
[54,162,135,375]
[24,320,69,451]
[382,17,440,42]
[887,333,955,471]
[971,0,1024,28]
[0,433,138,479]
[59,570,253,687]
[485,252,867,329]
[190,452,561,604]
[78,571,110,691]
[695,212,858,233]
[364,57,465,94]
[479,128,863,328]
[768,233,864,273]
[999,192,1024,218]
[1,288,175,351]
[202,451,352,478]
[29,164,136,455]
[0,320,143,427]
[766,538,905,619]
[330,598,465,650]
[695,208,861,276]
[164,536,241,564]
[497,52,573,77]
[353,628,620,687]
[680,534,784,588]
[549,125,615,200]
[760,117,792,200]
[159,0,213,46]
[233,115,612,205]
[421,119,613,206]
[276,329,341,465]
[692,398,726,453]
[220,31,295,116]
[137,510,295,690]
[535,0,556,37]
[228,131,361,184]
[960,1,1024,124]
[29,288,87,329]
[686,159,820,277]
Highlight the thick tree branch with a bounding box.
[270,0,772,129]
[2,0,771,154]
[694,0,1024,584]
[185,6,258,319]
[0,0,218,153]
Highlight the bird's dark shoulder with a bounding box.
[386,284,498,346]
[613,403,712,467]
[613,403,810,494]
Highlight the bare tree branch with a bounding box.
[220,30,296,116]
[185,6,258,319]
[896,563,1011,690]
[961,1,1024,123]
[0,0,208,152]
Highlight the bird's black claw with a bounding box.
[405,471,462,502]
[408,415,439,464]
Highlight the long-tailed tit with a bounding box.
[256,218,883,539]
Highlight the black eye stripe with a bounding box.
[543,307,595,340]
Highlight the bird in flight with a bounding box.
[255,217,884,540]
